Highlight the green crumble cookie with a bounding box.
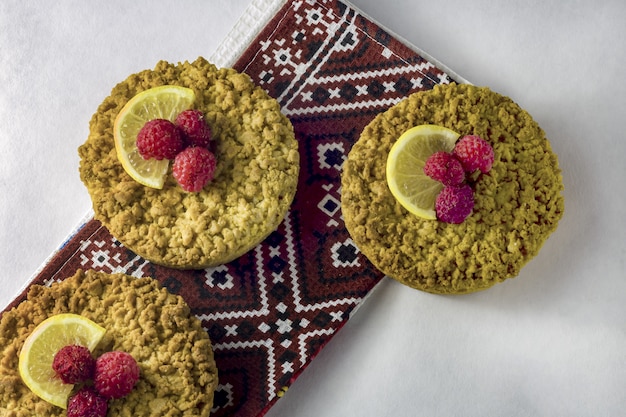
[79,57,300,269]
[341,83,564,294]
[0,269,218,416]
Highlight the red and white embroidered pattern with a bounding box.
[4,1,456,416]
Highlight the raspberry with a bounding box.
[435,184,474,224]
[453,135,494,173]
[423,151,465,186]
[67,387,108,417]
[94,351,140,399]
[136,119,184,160]
[172,147,217,192]
[52,345,96,384]
[176,109,212,148]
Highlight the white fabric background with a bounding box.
[1,1,624,416]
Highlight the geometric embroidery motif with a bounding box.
[205,265,235,291]
[331,238,361,268]
[317,142,345,170]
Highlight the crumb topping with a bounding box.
[341,83,564,293]
[79,58,299,268]
[0,270,218,416]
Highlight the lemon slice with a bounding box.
[18,313,106,409]
[386,124,460,219]
[114,85,195,189]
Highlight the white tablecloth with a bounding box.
[1,1,624,416]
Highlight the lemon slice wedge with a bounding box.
[386,124,460,219]
[18,314,106,409]
[114,85,195,189]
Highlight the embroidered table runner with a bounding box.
[2,0,461,415]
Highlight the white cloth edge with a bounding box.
[210,0,288,68]
[210,0,469,84]
[343,1,470,84]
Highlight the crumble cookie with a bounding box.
[0,269,218,416]
[79,57,300,269]
[341,83,564,294]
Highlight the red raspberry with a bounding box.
[423,151,465,186]
[67,387,108,417]
[172,147,217,192]
[435,184,474,224]
[94,351,140,399]
[136,119,184,160]
[52,345,96,384]
[175,109,212,148]
[453,135,494,173]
